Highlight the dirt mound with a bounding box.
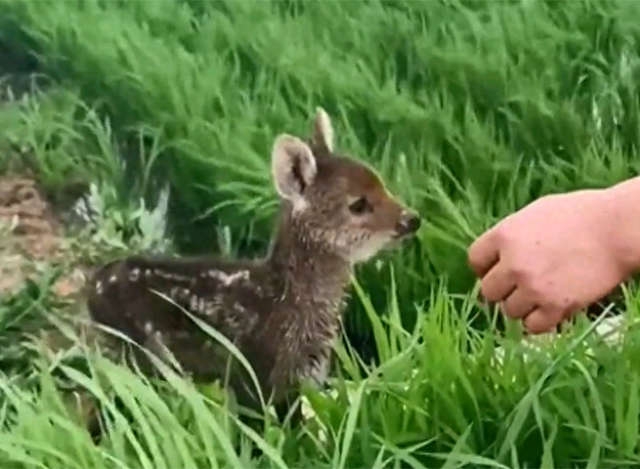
[0,176,62,257]
[0,176,85,297]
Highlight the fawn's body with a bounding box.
[86,108,421,430]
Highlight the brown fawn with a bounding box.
[85,107,421,433]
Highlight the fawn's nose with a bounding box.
[395,211,421,236]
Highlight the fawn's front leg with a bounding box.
[274,391,303,428]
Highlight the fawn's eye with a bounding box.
[348,197,371,215]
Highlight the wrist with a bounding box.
[602,177,640,276]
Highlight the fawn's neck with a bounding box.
[267,205,352,308]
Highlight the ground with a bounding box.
[0,175,86,298]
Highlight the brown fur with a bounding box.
[85,108,421,432]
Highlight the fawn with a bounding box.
[85,107,421,434]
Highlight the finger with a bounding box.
[523,308,564,335]
[500,287,537,319]
[467,227,500,278]
[480,261,517,303]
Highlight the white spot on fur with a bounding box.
[109,275,117,284]
[129,268,140,281]
[95,281,103,294]
[168,286,191,299]
[207,270,250,286]
[144,322,154,334]
[151,269,192,282]
[291,197,308,214]
[189,295,210,315]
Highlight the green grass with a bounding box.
[2,268,640,468]
[0,0,639,466]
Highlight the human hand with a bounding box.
[467,189,635,334]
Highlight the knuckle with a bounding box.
[525,316,549,334]
[524,308,560,334]
[509,266,529,283]
[501,298,518,318]
[547,307,567,327]
[467,244,480,267]
[467,241,490,275]
[480,279,499,302]
[526,282,545,301]
[493,226,513,247]
[500,299,515,318]
[510,265,538,291]
[535,289,579,318]
[481,279,508,303]
[560,296,581,315]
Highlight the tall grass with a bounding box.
[0,267,639,468]
[3,0,640,320]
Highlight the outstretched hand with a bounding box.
[467,188,636,334]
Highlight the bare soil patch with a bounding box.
[0,175,86,298]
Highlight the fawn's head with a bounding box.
[271,108,421,264]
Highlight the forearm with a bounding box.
[604,176,640,275]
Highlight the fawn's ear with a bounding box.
[271,134,317,201]
[313,107,334,153]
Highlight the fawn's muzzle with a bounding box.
[394,212,421,237]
